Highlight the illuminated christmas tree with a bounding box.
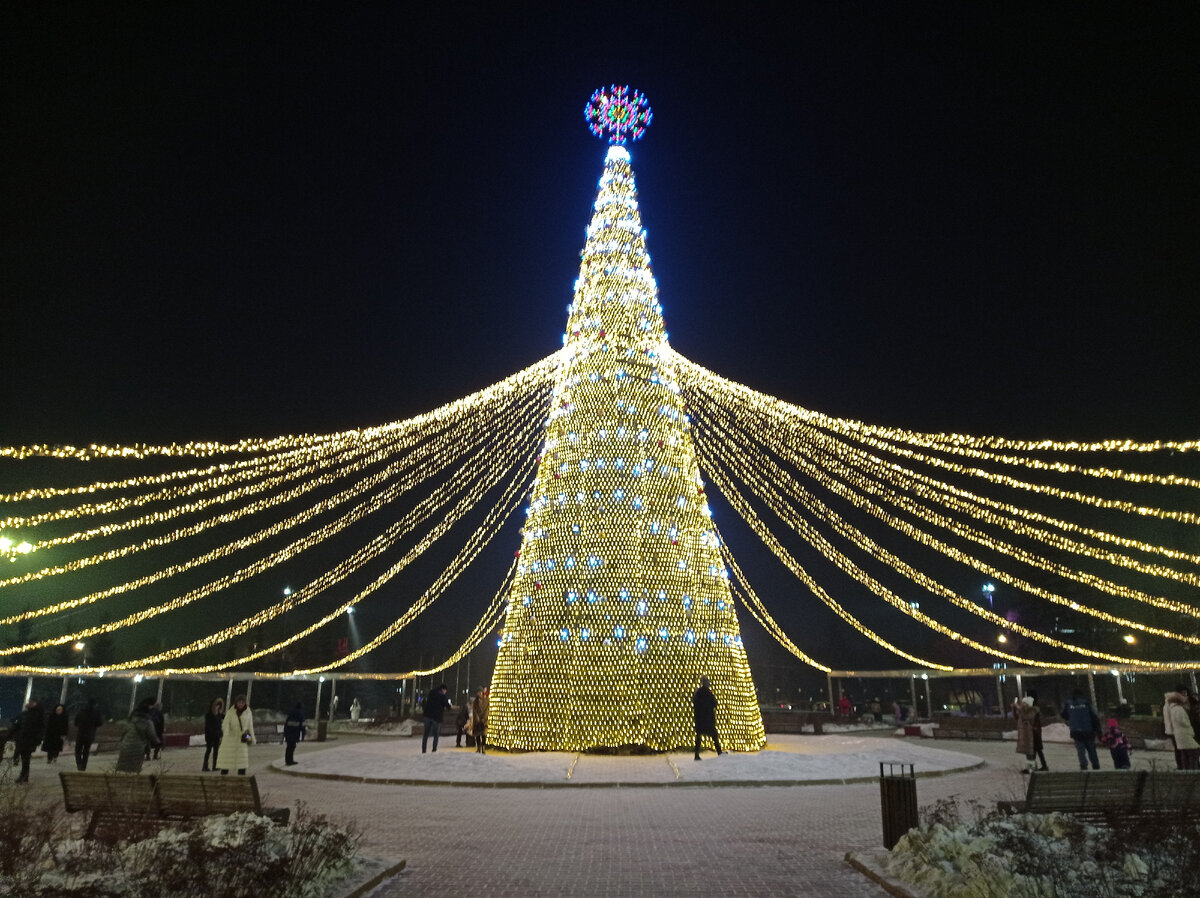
[488,87,766,752]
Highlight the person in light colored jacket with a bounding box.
[1165,691,1199,770]
[216,694,255,775]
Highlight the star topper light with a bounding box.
[584,84,652,145]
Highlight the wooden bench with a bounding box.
[61,772,290,839]
[154,774,290,825]
[998,770,1200,820]
[60,771,161,839]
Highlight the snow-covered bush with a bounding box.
[884,796,1200,898]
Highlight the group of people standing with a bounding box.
[198,694,264,775]
[7,697,107,782]
[1013,685,1200,773]
[450,687,490,753]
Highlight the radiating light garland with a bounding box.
[0,440,352,504]
[683,381,1200,649]
[1,436,377,532]
[690,424,953,670]
[0,384,545,592]
[0,389,548,625]
[717,536,830,672]
[694,384,1200,608]
[805,430,1200,587]
[693,400,1148,665]
[669,352,1200,525]
[0,394,548,651]
[0,352,563,464]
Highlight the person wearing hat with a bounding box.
[1013,693,1043,774]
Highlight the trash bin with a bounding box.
[879,762,918,849]
[316,720,328,742]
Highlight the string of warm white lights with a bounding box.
[669,352,1199,526]
[688,424,952,670]
[1,385,545,592]
[797,431,1200,617]
[716,535,830,671]
[293,448,541,674]
[0,353,564,465]
[0,440,353,506]
[802,430,1200,588]
[0,389,548,626]
[675,358,1200,599]
[683,379,1200,652]
[695,383,1200,610]
[141,425,541,676]
[0,392,549,651]
[693,397,1147,665]
[0,356,560,564]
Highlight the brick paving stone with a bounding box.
[22,731,1150,896]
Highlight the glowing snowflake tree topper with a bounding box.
[584,84,653,145]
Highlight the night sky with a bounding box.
[3,6,1198,689]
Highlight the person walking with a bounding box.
[217,694,255,775]
[11,698,45,783]
[349,698,361,724]
[116,697,160,773]
[421,684,451,753]
[692,676,724,761]
[472,688,488,754]
[41,703,69,764]
[1165,690,1199,770]
[73,698,104,771]
[1026,690,1048,771]
[202,697,224,771]
[283,702,306,766]
[1061,689,1102,770]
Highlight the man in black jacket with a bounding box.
[74,698,104,771]
[693,677,724,761]
[422,684,452,753]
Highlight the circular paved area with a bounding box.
[20,731,1158,896]
[269,731,983,787]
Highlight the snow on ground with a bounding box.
[279,732,982,785]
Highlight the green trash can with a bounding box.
[879,762,918,849]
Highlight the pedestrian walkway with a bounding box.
[18,731,1113,896]
[253,731,1086,896]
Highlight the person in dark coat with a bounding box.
[202,697,225,771]
[283,703,306,766]
[455,695,472,748]
[41,703,69,764]
[143,700,165,760]
[1061,689,1102,770]
[693,676,724,761]
[74,698,104,771]
[11,699,45,783]
[117,697,159,773]
[421,684,451,753]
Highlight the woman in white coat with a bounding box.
[216,694,255,775]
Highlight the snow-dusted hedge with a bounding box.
[884,798,1200,898]
[0,778,360,898]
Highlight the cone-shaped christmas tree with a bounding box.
[487,87,765,752]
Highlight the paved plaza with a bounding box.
[14,731,1136,896]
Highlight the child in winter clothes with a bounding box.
[1101,717,1132,769]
